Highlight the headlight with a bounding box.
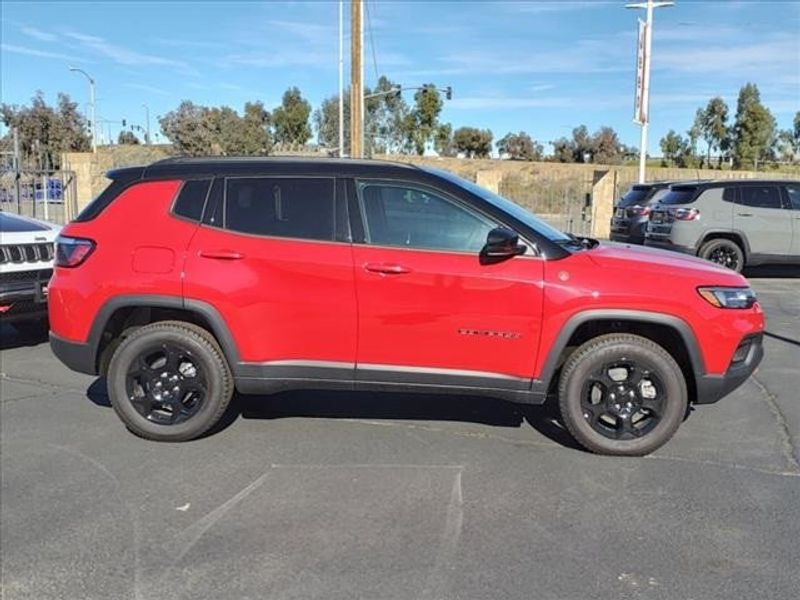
[697,287,757,309]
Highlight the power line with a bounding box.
[365,0,379,83]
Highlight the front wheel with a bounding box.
[558,334,688,456]
[106,321,234,442]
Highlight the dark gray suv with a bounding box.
[645,179,800,272]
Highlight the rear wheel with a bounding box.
[107,321,233,442]
[699,238,744,272]
[558,334,687,456]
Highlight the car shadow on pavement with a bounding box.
[235,390,584,451]
[84,379,583,450]
[743,265,800,279]
[0,323,49,351]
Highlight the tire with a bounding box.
[558,334,687,456]
[106,320,233,442]
[699,238,744,273]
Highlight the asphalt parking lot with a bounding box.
[1,270,798,600]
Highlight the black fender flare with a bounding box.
[530,309,706,395]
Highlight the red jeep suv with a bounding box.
[49,158,764,455]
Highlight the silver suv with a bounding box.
[645,180,800,272]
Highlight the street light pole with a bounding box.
[69,66,96,153]
[142,104,151,145]
[338,0,345,157]
[626,0,673,183]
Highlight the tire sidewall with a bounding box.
[560,339,687,455]
[701,239,744,272]
[107,326,228,441]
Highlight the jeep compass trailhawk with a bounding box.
[49,158,764,455]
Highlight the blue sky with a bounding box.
[1,0,798,155]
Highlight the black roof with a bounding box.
[108,156,423,181]
[671,178,799,189]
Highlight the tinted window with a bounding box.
[173,179,210,222]
[358,182,495,252]
[203,178,224,226]
[618,186,651,207]
[224,177,335,241]
[722,187,736,203]
[784,185,800,211]
[659,187,697,205]
[739,186,782,210]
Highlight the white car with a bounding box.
[0,211,60,331]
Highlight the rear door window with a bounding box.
[224,177,335,241]
[739,186,783,210]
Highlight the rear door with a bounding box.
[784,183,800,257]
[349,179,544,390]
[183,175,357,376]
[735,184,793,256]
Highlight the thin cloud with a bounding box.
[21,26,59,43]
[124,82,171,97]
[504,1,616,14]
[1,43,86,63]
[63,31,197,75]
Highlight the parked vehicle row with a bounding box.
[47,158,764,456]
[611,179,800,272]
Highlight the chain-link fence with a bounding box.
[499,170,595,236]
[0,170,78,226]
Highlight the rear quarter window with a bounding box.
[172,179,211,222]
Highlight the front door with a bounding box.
[784,183,800,257]
[184,176,357,377]
[349,179,544,390]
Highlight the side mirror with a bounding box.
[480,227,526,264]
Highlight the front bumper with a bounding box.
[694,333,764,404]
[0,272,50,322]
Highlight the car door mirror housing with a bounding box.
[481,227,527,263]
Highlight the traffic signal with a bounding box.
[122,119,127,127]
[445,86,453,100]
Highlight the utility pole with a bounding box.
[350,0,364,158]
[13,127,21,215]
[626,0,673,183]
[338,0,345,157]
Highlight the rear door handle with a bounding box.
[199,250,245,260]
[364,262,411,275]
[737,213,753,217]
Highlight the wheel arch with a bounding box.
[89,295,240,375]
[533,310,705,403]
[698,230,750,259]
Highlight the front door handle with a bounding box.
[199,250,245,260]
[737,213,753,217]
[364,262,411,275]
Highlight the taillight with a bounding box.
[671,207,700,221]
[55,235,96,267]
[629,204,651,217]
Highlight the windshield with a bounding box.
[617,186,652,207]
[422,167,571,242]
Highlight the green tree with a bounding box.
[402,84,443,155]
[497,131,543,161]
[591,126,623,164]
[1,91,90,169]
[365,76,408,154]
[659,129,691,167]
[571,125,592,162]
[687,107,704,166]
[550,137,574,162]
[434,123,456,157]
[272,87,312,149]
[117,130,140,145]
[700,97,729,167]
[313,93,349,154]
[159,100,216,156]
[732,83,776,169]
[453,126,493,158]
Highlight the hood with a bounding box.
[588,241,747,286]
[0,212,60,234]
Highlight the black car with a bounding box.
[610,182,676,244]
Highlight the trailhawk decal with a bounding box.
[458,328,522,340]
